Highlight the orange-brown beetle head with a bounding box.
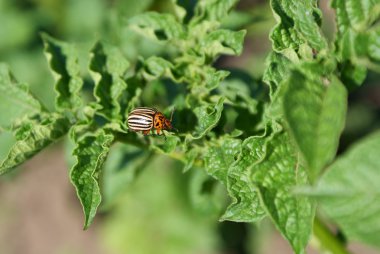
[165,108,177,131]
[164,118,173,130]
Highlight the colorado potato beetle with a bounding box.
[127,107,176,136]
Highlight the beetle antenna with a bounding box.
[170,107,175,122]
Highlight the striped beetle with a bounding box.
[127,107,176,136]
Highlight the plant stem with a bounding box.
[312,217,351,254]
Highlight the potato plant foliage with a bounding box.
[0,0,380,253]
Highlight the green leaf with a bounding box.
[90,42,129,121]
[183,146,200,172]
[220,130,270,223]
[332,0,378,37]
[0,63,41,128]
[202,68,230,91]
[263,76,289,122]
[70,129,114,229]
[204,69,230,90]
[150,135,180,154]
[176,64,229,93]
[201,29,246,58]
[253,130,314,254]
[42,33,83,110]
[221,10,255,30]
[356,27,380,62]
[0,113,71,175]
[204,137,241,183]
[263,52,291,98]
[0,131,15,162]
[140,56,174,81]
[340,61,368,90]
[332,0,380,71]
[219,78,259,114]
[191,0,238,24]
[311,131,380,249]
[283,63,347,179]
[128,12,185,42]
[171,0,187,21]
[192,97,224,139]
[270,0,327,52]
[203,136,266,222]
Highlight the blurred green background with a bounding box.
[0,0,379,254]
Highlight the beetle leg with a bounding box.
[143,130,150,135]
[156,129,161,135]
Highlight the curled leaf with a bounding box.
[70,130,114,229]
[0,113,71,175]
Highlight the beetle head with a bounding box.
[165,118,173,129]
[165,108,177,132]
